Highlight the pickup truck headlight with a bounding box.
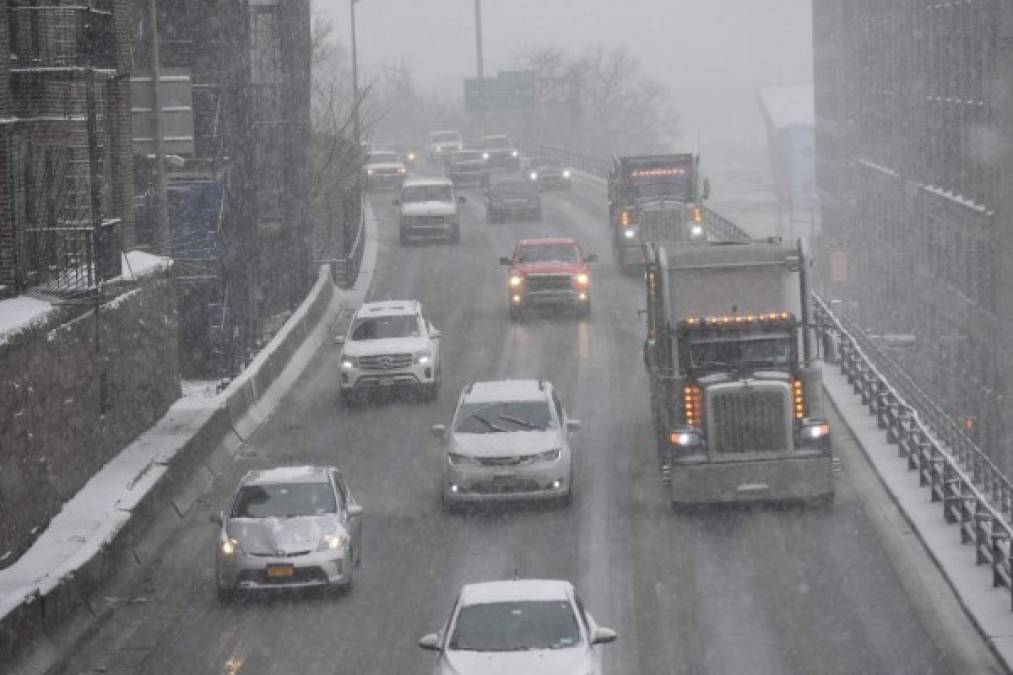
[317,533,348,552]
[537,449,561,462]
[509,275,524,288]
[448,452,480,466]
[340,355,357,370]
[574,273,589,286]
[415,351,432,365]
[623,228,637,239]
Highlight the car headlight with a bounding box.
[435,147,443,153]
[366,168,374,175]
[341,355,357,370]
[562,169,571,178]
[509,275,524,288]
[538,449,561,462]
[575,273,589,285]
[448,452,480,466]
[623,228,637,239]
[529,172,538,181]
[220,537,241,556]
[511,150,519,157]
[318,532,349,552]
[482,152,490,160]
[407,152,416,160]
[415,350,432,365]
[398,167,406,175]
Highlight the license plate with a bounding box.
[378,377,395,386]
[266,564,294,578]
[494,473,518,481]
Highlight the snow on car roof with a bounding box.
[517,237,578,247]
[243,465,331,485]
[402,177,452,187]
[357,300,418,317]
[464,379,549,403]
[460,579,574,606]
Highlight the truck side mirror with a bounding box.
[702,178,711,201]
[499,257,512,266]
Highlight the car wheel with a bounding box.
[508,305,522,321]
[341,548,355,593]
[580,303,591,319]
[339,389,359,407]
[215,569,234,602]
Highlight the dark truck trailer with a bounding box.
[608,153,710,270]
[642,238,834,507]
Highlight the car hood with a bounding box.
[513,262,584,275]
[439,647,591,675]
[451,430,560,458]
[228,515,345,555]
[367,162,404,171]
[343,335,431,356]
[401,201,456,217]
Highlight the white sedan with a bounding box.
[418,578,617,674]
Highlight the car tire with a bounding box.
[215,570,234,602]
[508,306,522,322]
[339,389,359,407]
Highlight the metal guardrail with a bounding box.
[521,140,1013,609]
[814,293,1013,610]
[22,220,120,296]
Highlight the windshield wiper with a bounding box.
[497,415,544,430]
[467,413,507,432]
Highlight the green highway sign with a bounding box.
[464,71,537,112]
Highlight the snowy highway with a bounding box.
[50,168,1002,675]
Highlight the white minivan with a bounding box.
[395,178,465,245]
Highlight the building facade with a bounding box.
[813,0,1013,468]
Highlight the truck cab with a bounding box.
[608,154,709,270]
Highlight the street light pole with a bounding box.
[350,0,361,145]
[474,0,484,79]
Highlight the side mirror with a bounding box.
[392,198,400,206]
[702,177,711,201]
[499,257,512,266]
[457,195,467,204]
[585,253,599,262]
[430,424,447,438]
[566,419,581,432]
[418,633,441,652]
[347,503,364,518]
[591,626,618,645]
[210,511,224,526]
[335,335,346,345]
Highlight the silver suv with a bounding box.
[431,379,580,507]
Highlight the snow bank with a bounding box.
[120,250,172,280]
[0,296,54,346]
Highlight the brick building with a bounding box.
[0,0,133,295]
[813,1,1013,466]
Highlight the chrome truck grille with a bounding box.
[358,353,412,371]
[639,208,684,242]
[708,384,789,455]
[526,274,572,292]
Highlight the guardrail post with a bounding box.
[975,508,990,564]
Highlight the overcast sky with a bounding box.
[317,0,812,145]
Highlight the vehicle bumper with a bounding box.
[400,221,459,241]
[537,175,570,189]
[444,462,571,503]
[511,290,590,308]
[669,455,834,505]
[340,365,434,392]
[217,549,352,590]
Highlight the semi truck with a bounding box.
[607,153,710,270]
[642,237,834,507]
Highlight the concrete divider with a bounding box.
[1,200,379,674]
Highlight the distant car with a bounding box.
[432,379,579,507]
[500,237,597,319]
[363,150,406,190]
[214,465,363,599]
[418,578,617,674]
[525,156,572,190]
[396,178,466,244]
[447,149,491,187]
[485,179,541,222]
[480,134,520,168]
[337,299,442,403]
[428,129,463,161]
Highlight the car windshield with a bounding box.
[495,182,535,197]
[688,335,792,370]
[534,159,561,169]
[516,244,580,264]
[450,601,581,652]
[350,315,420,340]
[401,185,453,203]
[454,400,555,433]
[432,132,460,143]
[453,151,483,162]
[231,483,336,519]
[367,151,398,164]
[483,136,511,148]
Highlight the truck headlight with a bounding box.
[220,537,241,556]
[670,428,703,447]
[690,224,704,238]
[509,275,524,288]
[562,169,571,178]
[317,533,348,551]
[341,355,357,370]
[482,152,490,160]
[529,172,538,181]
[511,150,519,157]
[415,351,432,365]
[802,421,830,440]
[574,273,589,285]
[623,228,637,239]
[366,168,374,175]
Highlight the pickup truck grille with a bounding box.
[640,209,685,242]
[406,215,446,226]
[358,353,412,371]
[709,386,789,455]
[526,274,572,292]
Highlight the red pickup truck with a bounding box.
[499,237,598,320]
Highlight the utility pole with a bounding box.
[474,0,484,79]
[148,0,170,251]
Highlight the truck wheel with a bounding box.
[509,306,522,322]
